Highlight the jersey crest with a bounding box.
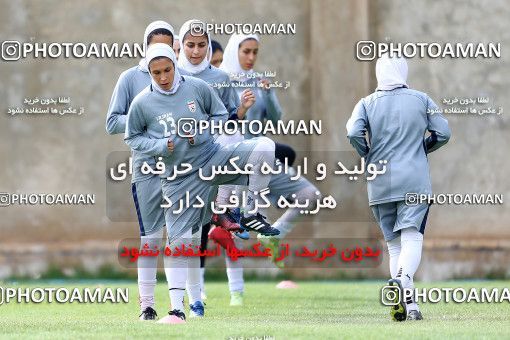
[187,100,196,113]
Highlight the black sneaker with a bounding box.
[407,310,423,320]
[387,278,407,322]
[211,210,242,232]
[240,213,280,236]
[139,306,157,321]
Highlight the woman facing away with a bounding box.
[210,39,224,67]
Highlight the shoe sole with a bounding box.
[218,223,242,232]
[258,237,284,268]
[387,279,407,322]
[234,231,250,240]
[212,214,242,232]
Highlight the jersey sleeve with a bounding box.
[193,82,228,145]
[263,88,283,123]
[220,79,241,120]
[124,98,171,157]
[106,71,131,135]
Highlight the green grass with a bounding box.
[0,280,509,339]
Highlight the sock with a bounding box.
[244,191,256,217]
[138,279,156,311]
[215,132,244,209]
[168,286,186,313]
[272,185,319,239]
[226,238,244,293]
[185,228,202,305]
[396,227,423,311]
[386,236,401,279]
[137,227,164,311]
[244,137,275,217]
[215,130,244,146]
[226,267,244,293]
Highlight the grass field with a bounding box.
[0,280,509,339]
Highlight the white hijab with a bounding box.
[375,54,408,91]
[146,43,182,95]
[219,33,259,82]
[138,20,175,73]
[177,19,212,75]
